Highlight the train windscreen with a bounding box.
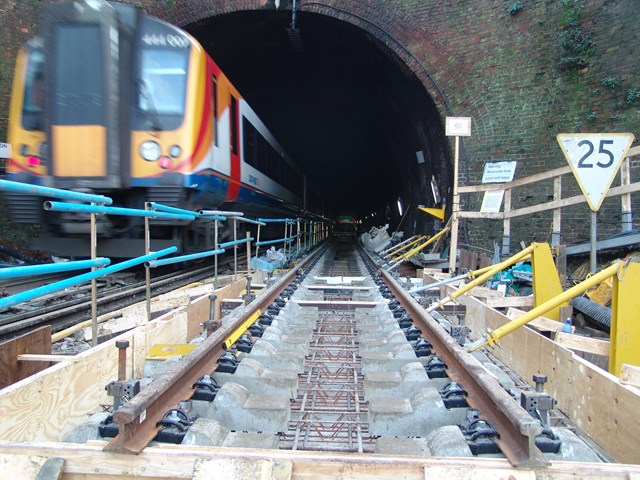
[52,24,105,125]
[22,48,44,131]
[138,49,188,117]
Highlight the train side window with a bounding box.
[212,76,218,147]
[230,95,238,154]
[243,117,257,167]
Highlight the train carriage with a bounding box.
[5,0,318,257]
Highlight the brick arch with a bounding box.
[157,0,457,120]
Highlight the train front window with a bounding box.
[139,49,188,116]
[22,48,44,131]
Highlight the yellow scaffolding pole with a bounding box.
[426,244,535,312]
[387,227,450,271]
[385,235,427,260]
[465,262,621,352]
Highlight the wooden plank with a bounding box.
[620,364,640,389]
[554,332,610,357]
[456,291,640,464]
[506,307,571,334]
[1,442,640,479]
[470,286,505,298]
[0,326,51,389]
[17,354,80,363]
[483,296,534,308]
[194,458,293,480]
[458,166,572,193]
[0,309,186,443]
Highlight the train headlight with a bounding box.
[140,141,161,161]
[169,145,182,158]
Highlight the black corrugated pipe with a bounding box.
[573,296,612,329]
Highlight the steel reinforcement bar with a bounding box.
[362,248,548,468]
[105,243,328,454]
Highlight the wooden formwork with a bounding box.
[1,277,640,478]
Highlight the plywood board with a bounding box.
[0,309,187,443]
[0,326,51,389]
[457,292,640,464]
[620,364,640,389]
[213,278,247,321]
[185,294,211,341]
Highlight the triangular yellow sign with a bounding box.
[557,133,635,212]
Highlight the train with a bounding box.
[5,0,324,257]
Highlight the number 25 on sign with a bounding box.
[557,133,635,212]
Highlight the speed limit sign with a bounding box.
[557,133,635,211]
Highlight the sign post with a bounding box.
[557,133,635,272]
[446,117,471,273]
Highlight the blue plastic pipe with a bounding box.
[146,248,225,268]
[44,201,195,221]
[218,238,254,249]
[145,202,201,217]
[258,218,294,223]
[0,179,112,205]
[0,247,177,311]
[256,236,296,246]
[235,217,266,226]
[0,258,111,280]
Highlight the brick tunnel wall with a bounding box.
[1,0,639,252]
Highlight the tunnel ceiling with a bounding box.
[186,10,445,223]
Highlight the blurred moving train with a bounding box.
[5,0,323,256]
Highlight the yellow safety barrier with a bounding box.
[426,242,566,318]
[223,309,261,349]
[610,262,640,375]
[464,260,640,378]
[388,227,450,270]
[427,244,534,312]
[385,235,427,260]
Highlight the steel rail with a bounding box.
[105,243,328,454]
[362,249,548,468]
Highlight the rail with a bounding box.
[105,243,328,454]
[365,247,548,467]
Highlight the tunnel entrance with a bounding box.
[185,9,451,234]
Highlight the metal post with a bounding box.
[233,217,238,281]
[116,340,129,381]
[144,205,152,323]
[283,221,288,260]
[246,231,252,275]
[90,208,98,347]
[213,220,219,287]
[590,211,597,274]
[449,135,460,274]
[255,223,262,262]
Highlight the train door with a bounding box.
[40,2,136,189]
[225,94,241,202]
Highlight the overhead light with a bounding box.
[416,150,425,165]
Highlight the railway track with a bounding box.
[61,240,607,468]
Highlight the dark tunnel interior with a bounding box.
[186,10,451,233]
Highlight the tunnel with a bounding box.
[184,8,452,235]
